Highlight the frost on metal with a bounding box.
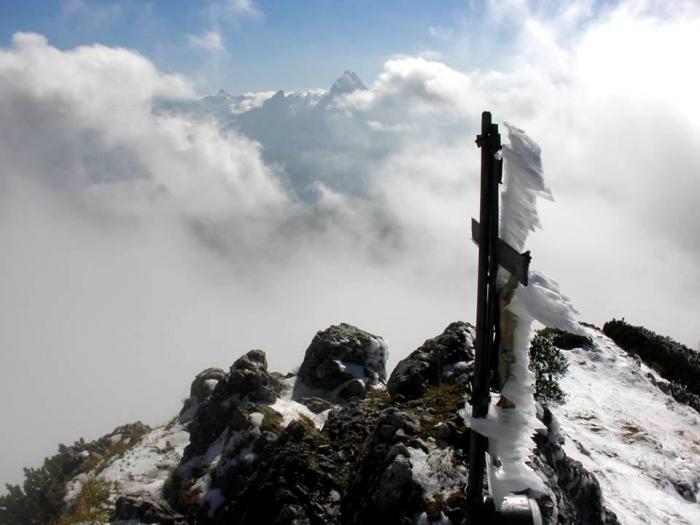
[468,122,585,508]
[500,122,553,254]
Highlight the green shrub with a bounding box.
[668,381,700,413]
[0,444,81,525]
[603,319,700,412]
[529,332,569,403]
[0,423,147,525]
[56,477,113,525]
[538,327,591,350]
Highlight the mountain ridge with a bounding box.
[2,320,698,524]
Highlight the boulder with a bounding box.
[388,321,475,401]
[294,323,388,401]
[112,493,186,524]
[182,350,282,458]
[189,368,227,403]
[226,349,280,403]
[299,397,334,414]
[179,367,226,423]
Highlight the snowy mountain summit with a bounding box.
[2,320,698,524]
[155,71,371,199]
[328,71,366,96]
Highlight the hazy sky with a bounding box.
[1,0,699,488]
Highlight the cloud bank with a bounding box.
[0,31,474,486]
[2,0,700,487]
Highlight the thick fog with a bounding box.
[2,2,700,486]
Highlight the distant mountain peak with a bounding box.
[329,71,366,96]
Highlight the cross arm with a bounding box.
[471,218,531,286]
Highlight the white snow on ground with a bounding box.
[62,421,190,524]
[272,376,331,429]
[410,446,468,500]
[552,329,700,524]
[410,446,468,525]
[98,423,189,499]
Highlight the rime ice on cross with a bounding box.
[465,112,583,523]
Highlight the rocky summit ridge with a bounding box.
[2,321,699,525]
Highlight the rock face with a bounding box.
[159,322,616,525]
[294,323,388,401]
[179,350,284,461]
[179,367,226,423]
[341,408,425,524]
[226,349,280,403]
[388,321,475,401]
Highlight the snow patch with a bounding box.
[248,411,264,428]
[409,446,467,501]
[63,421,190,516]
[99,423,189,499]
[410,446,468,524]
[272,376,332,429]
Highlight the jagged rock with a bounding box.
[179,368,227,423]
[190,368,227,403]
[294,323,388,401]
[388,321,475,401]
[374,408,422,440]
[671,479,698,503]
[324,399,383,462]
[337,378,367,400]
[342,408,424,524]
[227,349,281,403]
[215,420,343,524]
[300,397,334,413]
[112,493,186,524]
[181,350,281,459]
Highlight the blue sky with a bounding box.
[0,0,483,92]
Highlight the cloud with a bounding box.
[187,29,225,51]
[60,0,124,28]
[428,25,454,41]
[224,0,261,18]
[206,0,262,23]
[341,57,477,120]
[0,32,472,487]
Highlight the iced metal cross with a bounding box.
[465,111,539,524]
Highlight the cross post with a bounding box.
[466,112,538,524]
